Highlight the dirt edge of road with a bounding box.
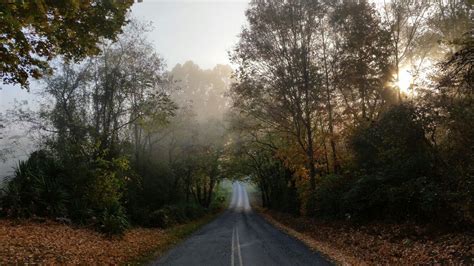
[255,207,361,265]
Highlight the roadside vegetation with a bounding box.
[0,2,231,239]
[226,1,473,263]
[228,0,472,227]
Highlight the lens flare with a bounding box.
[396,68,412,94]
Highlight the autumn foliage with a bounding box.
[260,208,473,265]
[228,0,473,228]
[0,219,166,264]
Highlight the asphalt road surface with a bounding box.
[153,182,332,266]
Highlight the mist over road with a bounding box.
[154,182,331,266]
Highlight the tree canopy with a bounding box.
[0,0,133,89]
[228,0,473,224]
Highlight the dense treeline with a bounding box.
[0,22,231,234]
[0,0,472,236]
[228,0,472,226]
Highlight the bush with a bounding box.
[1,178,32,218]
[68,197,94,225]
[97,201,129,236]
[1,150,68,218]
[166,204,188,223]
[147,203,208,228]
[339,104,447,223]
[0,150,134,235]
[32,175,68,217]
[149,208,175,228]
[342,174,390,221]
[87,156,129,211]
[184,203,206,219]
[301,104,454,223]
[124,161,178,226]
[307,174,351,219]
[350,104,434,180]
[341,174,446,223]
[209,187,227,212]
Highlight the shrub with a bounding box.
[1,149,133,235]
[87,156,129,211]
[350,104,434,180]
[97,201,129,236]
[124,160,177,225]
[149,208,174,228]
[307,174,351,219]
[147,203,208,228]
[166,204,188,223]
[342,174,389,221]
[341,174,447,223]
[1,177,33,218]
[32,175,68,217]
[68,197,94,224]
[1,150,68,218]
[341,104,446,223]
[184,203,206,219]
[207,187,227,212]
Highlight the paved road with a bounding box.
[153,182,332,266]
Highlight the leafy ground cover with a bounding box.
[0,213,220,264]
[258,208,473,265]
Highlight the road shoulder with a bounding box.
[256,208,473,265]
[255,208,357,265]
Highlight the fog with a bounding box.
[0,0,249,182]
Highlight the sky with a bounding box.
[0,0,251,179]
[131,0,249,69]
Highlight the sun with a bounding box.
[396,68,412,94]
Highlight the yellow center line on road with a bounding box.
[236,227,243,266]
[231,224,244,266]
[231,226,235,266]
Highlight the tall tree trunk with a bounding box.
[185,170,192,203]
[321,26,339,173]
[206,177,216,208]
[361,82,367,120]
[260,184,267,207]
[322,136,330,174]
[307,133,316,191]
[301,36,316,191]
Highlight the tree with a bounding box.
[332,0,393,122]
[382,0,430,102]
[225,113,299,212]
[170,61,232,122]
[29,22,176,224]
[0,0,134,89]
[231,0,324,190]
[426,31,473,223]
